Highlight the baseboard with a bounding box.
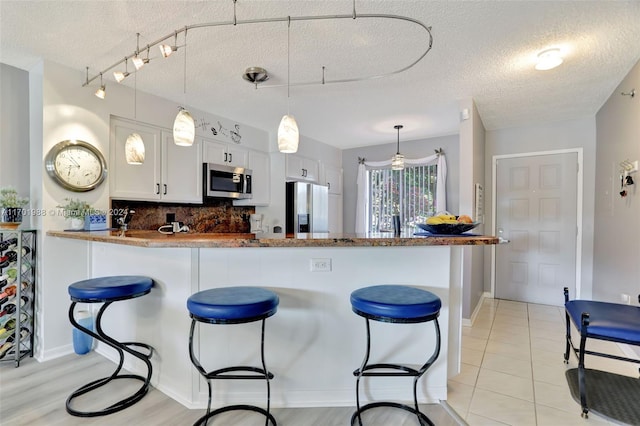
[462,292,491,327]
[37,343,74,362]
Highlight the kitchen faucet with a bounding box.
[116,208,135,231]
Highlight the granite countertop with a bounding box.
[47,229,499,248]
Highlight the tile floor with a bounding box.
[447,298,639,425]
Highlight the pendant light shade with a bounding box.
[277,114,299,153]
[173,108,195,146]
[173,30,194,147]
[125,133,145,164]
[277,17,299,154]
[391,153,405,171]
[391,124,405,171]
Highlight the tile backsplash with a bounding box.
[111,199,254,233]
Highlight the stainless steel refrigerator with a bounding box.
[286,182,329,233]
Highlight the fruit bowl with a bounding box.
[416,222,480,235]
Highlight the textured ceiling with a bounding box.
[1,1,639,150]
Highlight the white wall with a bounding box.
[459,99,487,319]
[486,117,597,299]
[593,59,640,303]
[0,63,30,194]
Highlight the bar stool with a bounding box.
[350,285,442,426]
[66,275,154,417]
[187,286,279,426]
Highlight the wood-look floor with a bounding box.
[0,353,462,425]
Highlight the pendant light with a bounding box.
[173,29,195,146]
[391,125,404,171]
[277,17,299,154]
[125,70,145,164]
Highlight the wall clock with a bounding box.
[45,140,108,192]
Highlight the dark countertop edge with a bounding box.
[47,230,499,248]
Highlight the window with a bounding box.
[368,164,438,232]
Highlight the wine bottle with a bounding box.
[0,328,30,359]
[0,274,8,290]
[0,281,27,300]
[0,318,17,340]
[0,296,27,318]
[0,311,26,328]
[3,247,31,263]
[0,238,17,252]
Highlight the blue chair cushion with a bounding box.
[351,285,441,323]
[565,300,640,345]
[68,275,153,302]
[187,287,279,323]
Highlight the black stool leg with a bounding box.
[66,301,154,417]
[351,318,440,426]
[189,318,276,426]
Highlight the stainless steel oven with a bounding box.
[204,163,252,199]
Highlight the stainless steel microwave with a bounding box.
[203,163,252,199]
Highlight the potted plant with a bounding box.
[57,198,94,230]
[0,187,29,227]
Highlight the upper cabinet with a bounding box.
[203,139,248,168]
[233,150,270,207]
[285,154,320,183]
[110,117,202,203]
[161,132,202,203]
[324,165,343,195]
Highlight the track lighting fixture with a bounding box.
[114,58,130,82]
[391,125,405,171]
[94,73,106,99]
[160,33,179,58]
[81,2,435,153]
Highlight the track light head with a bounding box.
[132,56,149,70]
[94,85,106,99]
[114,71,130,83]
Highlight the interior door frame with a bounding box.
[490,148,584,300]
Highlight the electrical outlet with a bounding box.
[621,293,631,304]
[310,258,331,272]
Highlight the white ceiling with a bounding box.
[1,1,639,150]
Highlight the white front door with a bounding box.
[495,152,578,305]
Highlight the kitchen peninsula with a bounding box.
[48,230,497,410]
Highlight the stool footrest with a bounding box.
[206,365,274,380]
[194,404,277,426]
[351,401,434,426]
[121,341,154,360]
[354,363,421,377]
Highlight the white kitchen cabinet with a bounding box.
[161,132,202,203]
[110,117,202,203]
[324,165,343,195]
[234,150,270,206]
[285,154,319,183]
[328,193,343,233]
[202,139,247,168]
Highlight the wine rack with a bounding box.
[0,229,36,367]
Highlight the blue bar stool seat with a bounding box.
[187,286,279,426]
[66,275,155,417]
[350,285,442,426]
